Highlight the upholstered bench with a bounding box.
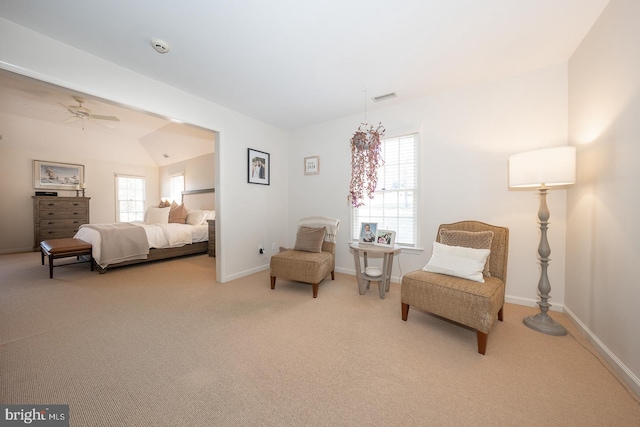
[40,238,93,278]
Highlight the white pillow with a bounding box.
[145,207,170,224]
[186,210,208,226]
[422,241,490,283]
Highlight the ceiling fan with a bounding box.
[59,96,120,127]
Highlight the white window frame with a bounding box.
[169,173,185,203]
[115,174,146,222]
[351,133,420,248]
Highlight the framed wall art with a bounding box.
[33,160,84,190]
[359,222,377,244]
[304,156,319,175]
[374,229,396,247]
[248,148,270,185]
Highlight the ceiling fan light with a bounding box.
[372,92,398,102]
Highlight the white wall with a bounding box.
[288,64,571,308]
[0,18,290,281]
[159,152,216,199]
[567,0,640,395]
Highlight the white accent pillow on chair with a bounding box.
[422,241,490,283]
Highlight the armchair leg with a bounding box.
[331,270,335,280]
[270,276,276,290]
[498,306,504,321]
[477,331,488,355]
[312,283,319,298]
[401,303,409,321]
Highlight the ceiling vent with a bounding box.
[150,38,171,54]
[372,92,398,102]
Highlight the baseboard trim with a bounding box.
[563,306,640,398]
[505,295,564,312]
[224,264,269,282]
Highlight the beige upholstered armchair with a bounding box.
[401,221,509,355]
[270,216,340,298]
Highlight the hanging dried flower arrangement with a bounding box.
[348,121,385,208]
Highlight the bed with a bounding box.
[74,188,215,273]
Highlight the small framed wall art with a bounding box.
[248,148,270,185]
[304,156,319,175]
[33,160,84,191]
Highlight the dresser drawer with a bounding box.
[37,227,81,241]
[37,199,88,211]
[38,209,88,219]
[39,218,86,228]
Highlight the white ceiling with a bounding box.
[0,70,216,166]
[0,0,609,131]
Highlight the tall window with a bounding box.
[169,174,184,203]
[116,175,145,222]
[352,133,419,247]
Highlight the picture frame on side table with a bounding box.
[359,222,377,244]
[248,148,270,185]
[304,156,319,175]
[374,230,396,247]
[33,160,84,191]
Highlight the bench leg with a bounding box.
[48,255,54,279]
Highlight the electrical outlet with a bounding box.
[272,243,276,251]
[258,245,264,254]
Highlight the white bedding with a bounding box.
[75,222,209,268]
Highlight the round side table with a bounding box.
[349,243,401,299]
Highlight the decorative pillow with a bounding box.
[439,229,493,277]
[188,209,215,221]
[423,241,490,283]
[145,207,170,224]
[186,210,208,226]
[293,226,327,253]
[158,200,171,208]
[169,203,188,224]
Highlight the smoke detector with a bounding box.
[150,38,171,54]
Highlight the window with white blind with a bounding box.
[115,175,146,222]
[169,174,184,203]
[351,133,419,247]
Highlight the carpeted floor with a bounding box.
[1,251,639,426]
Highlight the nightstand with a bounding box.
[206,219,216,257]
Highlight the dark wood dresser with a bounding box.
[207,219,216,257]
[32,196,90,251]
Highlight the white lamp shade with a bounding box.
[509,146,576,188]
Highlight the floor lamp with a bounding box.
[508,146,576,336]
